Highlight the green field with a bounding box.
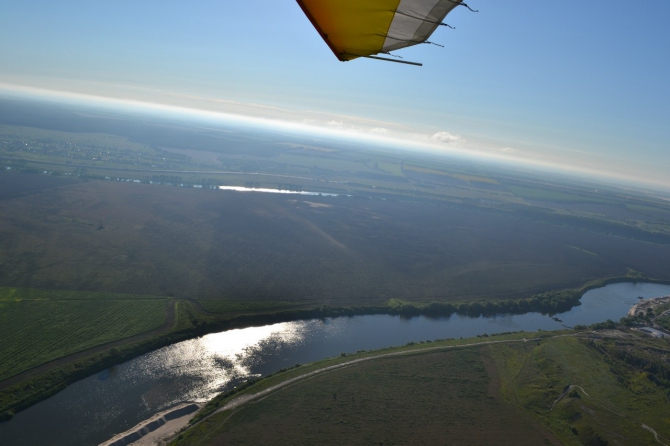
[173,331,670,446]
[2,115,670,425]
[177,347,561,445]
[492,336,670,445]
[0,287,167,381]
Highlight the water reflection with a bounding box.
[1,282,669,446]
[218,186,341,196]
[131,322,312,407]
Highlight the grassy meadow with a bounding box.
[173,331,670,446]
[492,336,670,445]
[177,347,561,446]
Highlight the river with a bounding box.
[1,282,669,446]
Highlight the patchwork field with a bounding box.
[0,287,167,381]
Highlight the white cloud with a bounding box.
[4,82,667,191]
[431,131,462,144]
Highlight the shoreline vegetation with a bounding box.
[1,275,669,422]
[111,332,565,446]
[172,328,670,446]
[2,99,670,444]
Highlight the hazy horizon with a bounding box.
[1,1,668,191]
[3,4,670,444]
[2,84,669,195]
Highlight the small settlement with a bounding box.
[628,295,670,338]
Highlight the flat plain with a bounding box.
[2,97,670,423]
[1,175,669,305]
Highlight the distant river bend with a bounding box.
[1,282,670,446]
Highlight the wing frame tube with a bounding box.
[361,54,423,66]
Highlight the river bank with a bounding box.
[100,403,202,446]
[166,329,670,446]
[0,279,670,444]
[3,281,669,446]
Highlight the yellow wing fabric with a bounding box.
[296,0,461,62]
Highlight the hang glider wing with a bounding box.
[296,0,463,62]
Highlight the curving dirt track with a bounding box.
[208,336,560,418]
[181,332,667,446]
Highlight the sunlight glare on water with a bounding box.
[135,321,309,405]
[3,282,670,446]
[218,186,341,196]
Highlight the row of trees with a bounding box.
[390,290,583,318]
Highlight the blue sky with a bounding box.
[1,1,669,187]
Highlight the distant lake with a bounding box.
[218,186,343,196]
[1,282,669,446]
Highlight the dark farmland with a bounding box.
[1,177,668,304]
[0,170,78,200]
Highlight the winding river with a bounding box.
[1,282,669,446]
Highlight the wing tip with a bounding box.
[296,0,343,62]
